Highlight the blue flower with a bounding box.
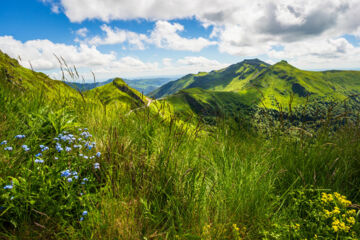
[39,145,45,149]
[94,163,100,169]
[0,140,7,145]
[54,156,58,160]
[4,147,13,151]
[65,147,72,152]
[3,185,13,190]
[81,178,89,184]
[96,152,101,158]
[67,178,73,183]
[82,210,88,216]
[15,135,25,139]
[61,169,71,177]
[34,159,44,163]
[41,146,49,152]
[22,145,30,151]
[78,128,82,131]
[83,156,88,159]
[53,137,59,141]
[56,145,63,152]
[35,153,42,157]
[79,153,84,157]
[80,217,84,221]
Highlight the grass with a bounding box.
[0,52,360,239]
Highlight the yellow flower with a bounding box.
[332,207,340,215]
[347,217,355,225]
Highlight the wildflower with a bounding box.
[34,159,44,163]
[53,137,59,141]
[80,217,84,221]
[61,169,71,177]
[78,128,82,131]
[39,145,45,149]
[0,140,7,145]
[35,153,42,157]
[94,162,100,169]
[54,156,58,160]
[83,155,88,159]
[81,178,89,184]
[65,146,72,152]
[4,147,13,151]
[67,178,73,183]
[22,145,30,151]
[79,153,84,157]
[15,135,25,139]
[73,145,82,149]
[347,217,355,225]
[56,145,63,152]
[41,146,49,152]
[82,210,88,216]
[3,185,13,190]
[96,152,101,158]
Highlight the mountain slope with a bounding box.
[149,59,269,98]
[0,50,80,99]
[84,78,148,109]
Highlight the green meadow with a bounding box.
[1,50,360,239]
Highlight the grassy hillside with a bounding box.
[1,52,360,239]
[67,77,173,95]
[149,59,269,99]
[151,59,360,122]
[0,50,80,100]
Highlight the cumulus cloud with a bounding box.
[76,27,88,37]
[47,0,360,64]
[87,24,147,50]
[86,21,216,52]
[148,21,216,51]
[0,35,230,80]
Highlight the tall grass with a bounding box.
[0,75,360,239]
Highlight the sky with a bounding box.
[0,0,360,82]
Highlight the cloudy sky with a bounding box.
[1,0,360,81]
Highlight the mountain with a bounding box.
[149,59,270,98]
[66,79,113,91]
[0,50,80,99]
[0,50,148,111]
[67,77,174,95]
[152,59,360,111]
[84,77,149,109]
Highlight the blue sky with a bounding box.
[1,0,360,81]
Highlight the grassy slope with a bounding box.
[154,59,360,119]
[84,77,148,111]
[0,50,81,100]
[0,51,360,239]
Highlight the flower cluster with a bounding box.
[1,128,102,222]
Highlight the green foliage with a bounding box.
[0,52,360,240]
[263,189,360,239]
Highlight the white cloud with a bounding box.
[50,0,360,65]
[0,35,230,80]
[76,27,88,37]
[86,21,216,52]
[88,24,147,50]
[148,21,217,51]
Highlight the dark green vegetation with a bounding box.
[151,59,360,122]
[1,50,360,239]
[68,77,174,95]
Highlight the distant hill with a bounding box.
[67,77,174,94]
[84,78,149,110]
[151,59,360,120]
[152,59,360,108]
